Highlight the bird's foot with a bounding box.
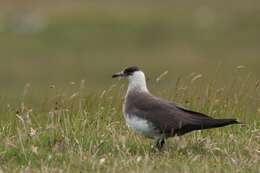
[154,138,165,151]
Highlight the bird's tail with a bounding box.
[176,118,240,136]
[175,106,241,136]
[200,118,240,129]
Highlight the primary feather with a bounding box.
[124,90,239,137]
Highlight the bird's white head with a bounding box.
[112,66,149,93]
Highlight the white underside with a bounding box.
[124,114,159,138]
[123,71,160,138]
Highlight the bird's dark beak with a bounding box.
[112,71,125,78]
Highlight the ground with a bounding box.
[0,76,259,172]
[0,1,259,172]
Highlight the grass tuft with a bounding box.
[0,74,259,172]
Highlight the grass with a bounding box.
[0,73,259,172]
[0,1,259,172]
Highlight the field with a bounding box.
[0,1,260,172]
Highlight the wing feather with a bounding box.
[125,92,217,136]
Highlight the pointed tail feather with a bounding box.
[201,118,240,129]
[176,106,240,130]
[176,118,240,136]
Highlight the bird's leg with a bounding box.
[155,137,165,151]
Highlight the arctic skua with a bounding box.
[112,66,240,150]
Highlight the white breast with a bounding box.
[124,114,159,138]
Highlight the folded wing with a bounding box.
[126,92,239,137]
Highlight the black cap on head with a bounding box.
[112,66,140,78]
[123,66,140,76]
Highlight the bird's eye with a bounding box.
[123,66,139,75]
[124,71,133,76]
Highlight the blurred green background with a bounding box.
[0,1,259,100]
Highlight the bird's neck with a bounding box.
[127,71,149,94]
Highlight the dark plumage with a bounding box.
[113,66,240,150]
[125,90,239,137]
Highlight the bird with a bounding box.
[112,66,240,150]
